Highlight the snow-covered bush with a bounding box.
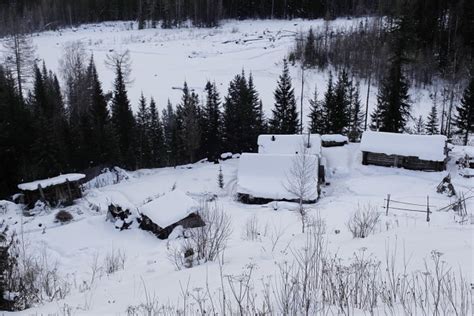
[54,210,73,224]
[347,204,381,238]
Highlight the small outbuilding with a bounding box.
[321,134,349,147]
[236,153,319,204]
[139,190,204,239]
[18,174,85,208]
[360,131,448,171]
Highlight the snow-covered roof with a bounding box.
[18,174,86,191]
[360,131,447,162]
[257,134,322,156]
[140,190,198,228]
[321,134,349,143]
[237,153,319,201]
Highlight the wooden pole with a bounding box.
[386,194,391,216]
[426,196,430,222]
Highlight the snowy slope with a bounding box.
[23,19,436,128]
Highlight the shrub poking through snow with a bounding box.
[168,202,232,269]
[347,204,381,238]
[54,210,73,223]
[104,249,126,275]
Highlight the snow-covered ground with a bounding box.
[2,143,472,315]
[29,18,435,127]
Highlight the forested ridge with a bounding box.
[0,0,473,199]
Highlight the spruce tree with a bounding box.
[304,28,316,67]
[375,58,411,133]
[247,73,263,148]
[328,69,351,134]
[202,81,222,161]
[320,72,335,134]
[414,116,425,134]
[136,93,151,168]
[308,85,325,134]
[149,97,165,167]
[425,105,439,135]
[162,100,178,166]
[348,81,365,141]
[270,59,299,134]
[111,63,136,169]
[369,105,382,131]
[454,76,474,145]
[176,82,201,163]
[87,55,117,166]
[0,66,32,197]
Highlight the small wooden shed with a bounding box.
[360,131,448,171]
[139,190,204,239]
[18,174,85,208]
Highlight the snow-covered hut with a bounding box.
[18,173,85,208]
[236,153,319,204]
[360,131,448,171]
[257,134,322,156]
[139,190,204,239]
[321,134,349,147]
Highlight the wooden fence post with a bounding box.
[386,194,391,216]
[426,196,430,222]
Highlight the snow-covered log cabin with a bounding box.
[139,190,204,239]
[321,134,349,147]
[236,153,320,204]
[18,174,85,208]
[360,131,448,171]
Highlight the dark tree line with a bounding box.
[1,0,394,35]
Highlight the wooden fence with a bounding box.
[383,194,433,222]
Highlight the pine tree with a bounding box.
[454,76,474,145]
[149,97,165,167]
[308,85,325,134]
[202,81,222,161]
[375,57,411,133]
[425,105,439,135]
[111,62,136,169]
[270,59,299,134]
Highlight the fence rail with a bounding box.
[383,194,431,222]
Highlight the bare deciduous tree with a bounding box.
[285,144,318,233]
[105,49,133,86]
[2,27,36,97]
